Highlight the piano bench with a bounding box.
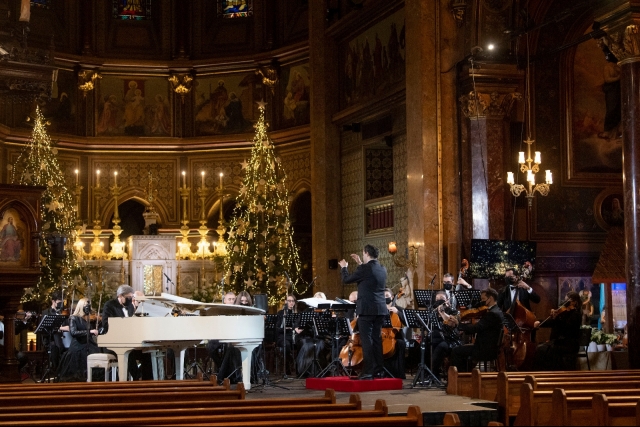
[87,353,118,382]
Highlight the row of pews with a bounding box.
[447,366,640,426]
[0,377,424,426]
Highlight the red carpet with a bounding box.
[305,376,403,392]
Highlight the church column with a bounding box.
[596,3,640,368]
[309,1,341,298]
[459,88,521,241]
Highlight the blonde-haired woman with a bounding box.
[57,298,100,382]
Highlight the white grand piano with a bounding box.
[97,293,264,389]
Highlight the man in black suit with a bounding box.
[339,244,387,380]
[497,267,540,312]
[450,288,505,372]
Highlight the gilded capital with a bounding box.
[459,91,521,119]
[597,25,640,62]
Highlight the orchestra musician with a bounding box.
[450,288,504,372]
[235,291,252,306]
[276,294,301,375]
[346,291,358,321]
[383,288,406,379]
[430,291,461,380]
[457,276,472,291]
[41,291,69,370]
[441,273,458,310]
[533,291,582,371]
[339,244,387,380]
[207,289,242,383]
[497,268,540,312]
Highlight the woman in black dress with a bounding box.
[57,298,100,382]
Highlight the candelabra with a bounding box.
[213,172,228,259]
[388,242,419,269]
[72,169,85,259]
[177,171,194,260]
[107,171,127,260]
[196,171,213,258]
[506,137,553,207]
[88,170,107,260]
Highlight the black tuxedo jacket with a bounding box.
[341,259,388,316]
[458,304,505,361]
[101,298,135,333]
[497,286,540,312]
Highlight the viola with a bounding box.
[459,305,488,321]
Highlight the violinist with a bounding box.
[533,291,582,371]
[430,291,461,380]
[276,294,301,375]
[338,244,387,380]
[441,273,458,310]
[296,293,329,377]
[41,291,69,370]
[383,288,406,379]
[450,288,504,373]
[497,268,540,312]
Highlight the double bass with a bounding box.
[506,268,538,369]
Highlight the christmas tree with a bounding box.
[10,106,82,306]
[223,101,306,306]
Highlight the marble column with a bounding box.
[594,10,640,368]
[308,0,342,298]
[459,90,521,241]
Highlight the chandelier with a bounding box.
[506,35,552,207]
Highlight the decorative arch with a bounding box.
[99,191,170,227]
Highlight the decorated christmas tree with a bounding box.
[10,106,82,306]
[223,101,306,306]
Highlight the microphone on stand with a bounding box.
[309,276,318,287]
[163,273,172,292]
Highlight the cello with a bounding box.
[340,317,363,368]
[381,289,403,359]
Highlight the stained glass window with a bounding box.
[218,0,253,18]
[113,0,151,21]
[30,0,50,9]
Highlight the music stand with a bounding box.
[414,290,438,308]
[403,309,444,388]
[317,304,352,378]
[295,310,326,378]
[279,311,299,380]
[455,290,482,309]
[35,314,66,383]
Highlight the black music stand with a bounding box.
[35,314,66,383]
[250,313,290,391]
[317,304,352,378]
[279,310,299,380]
[403,309,444,388]
[455,290,482,309]
[295,310,326,378]
[414,290,438,308]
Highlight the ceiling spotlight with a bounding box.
[487,44,495,51]
[0,46,8,56]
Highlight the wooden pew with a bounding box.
[0,393,364,424]
[447,366,472,397]
[0,376,220,392]
[592,393,640,426]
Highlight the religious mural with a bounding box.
[40,69,76,135]
[341,9,405,108]
[218,0,253,18]
[113,0,152,20]
[0,208,26,264]
[96,76,171,137]
[570,33,622,175]
[194,73,262,136]
[280,63,310,128]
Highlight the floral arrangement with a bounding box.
[590,328,618,345]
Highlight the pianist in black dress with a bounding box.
[57,298,101,382]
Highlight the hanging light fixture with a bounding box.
[506,34,552,207]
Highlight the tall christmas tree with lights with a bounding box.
[223,101,306,306]
[10,106,81,305]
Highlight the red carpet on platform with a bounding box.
[306,376,403,392]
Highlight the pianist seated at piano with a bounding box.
[57,298,103,382]
[101,285,153,380]
[235,291,252,306]
[207,291,242,384]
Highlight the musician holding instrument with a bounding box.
[276,294,302,375]
[430,291,461,380]
[450,288,504,372]
[383,288,406,379]
[442,273,458,310]
[41,291,69,371]
[497,268,540,312]
[533,291,582,371]
[339,244,387,380]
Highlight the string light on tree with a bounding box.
[223,101,306,306]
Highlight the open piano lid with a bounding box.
[138,293,265,316]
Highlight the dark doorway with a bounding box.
[109,199,146,241]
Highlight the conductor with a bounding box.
[338,244,387,380]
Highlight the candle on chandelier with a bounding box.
[388,242,397,254]
[96,170,100,188]
[545,170,553,184]
[518,152,525,164]
[219,172,223,188]
[201,171,205,188]
[507,172,514,185]
[534,151,541,164]
[527,170,535,184]
[114,171,118,186]
[182,171,186,189]
[75,169,79,185]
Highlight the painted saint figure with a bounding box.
[0,217,22,261]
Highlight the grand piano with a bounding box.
[97,293,264,389]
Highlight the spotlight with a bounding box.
[487,44,495,51]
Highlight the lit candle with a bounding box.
[527,170,535,184]
[75,169,79,185]
[507,172,514,185]
[201,171,205,188]
[182,171,186,189]
[534,151,541,164]
[545,170,553,184]
[518,152,525,164]
[96,170,100,188]
[114,171,118,186]
[388,242,397,254]
[219,172,223,188]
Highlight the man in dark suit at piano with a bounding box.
[101,285,152,380]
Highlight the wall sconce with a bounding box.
[77,70,101,97]
[388,242,419,269]
[168,74,193,103]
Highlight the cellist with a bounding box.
[382,288,406,379]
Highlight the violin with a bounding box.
[459,305,488,321]
[15,310,37,321]
[536,299,577,328]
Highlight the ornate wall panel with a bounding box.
[341,134,364,296]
